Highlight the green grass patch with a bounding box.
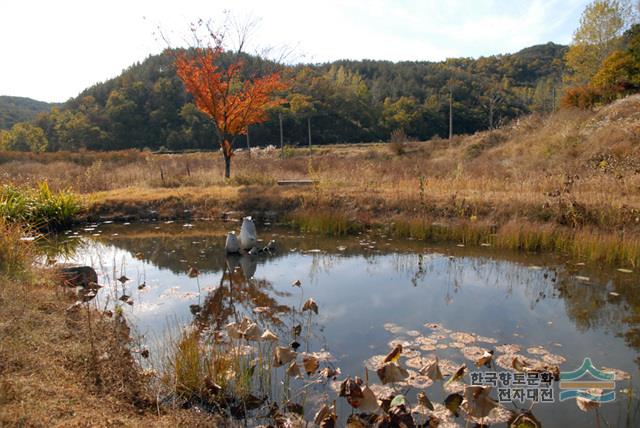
[0,181,81,230]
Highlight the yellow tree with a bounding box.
[565,0,637,84]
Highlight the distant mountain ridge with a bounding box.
[10,41,569,150]
[0,96,56,129]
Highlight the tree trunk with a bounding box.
[224,153,231,179]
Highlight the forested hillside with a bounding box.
[23,43,567,151]
[0,96,54,129]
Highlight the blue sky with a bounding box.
[0,0,591,102]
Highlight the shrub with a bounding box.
[388,128,408,155]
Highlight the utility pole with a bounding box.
[448,86,453,140]
[246,126,251,157]
[279,112,284,158]
[308,117,312,152]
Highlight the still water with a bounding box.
[52,220,640,426]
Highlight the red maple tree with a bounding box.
[176,45,286,178]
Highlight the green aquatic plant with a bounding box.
[0,181,81,230]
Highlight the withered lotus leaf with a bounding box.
[302,298,319,314]
[377,362,409,385]
[274,346,297,367]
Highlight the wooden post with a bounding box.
[279,112,284,158]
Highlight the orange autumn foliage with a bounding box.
[175,47,287,157]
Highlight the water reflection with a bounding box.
[50,221,640,426]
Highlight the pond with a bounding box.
[51,220,640,427]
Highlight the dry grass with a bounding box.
[1,95,640,258]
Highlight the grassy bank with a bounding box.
[0,218,220,426]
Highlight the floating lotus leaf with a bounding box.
[527,346,547,355]
[364,355,386,370]
[450,332,476,343]
[383,323,404,334]
[475,335,498,344]
[601,367,631,380]
[496,344,521,354]
[542,352,566,365]
[406,374,433,389]
[462,345,489,362]
[414,336,438,346]
[406,356,428,369]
